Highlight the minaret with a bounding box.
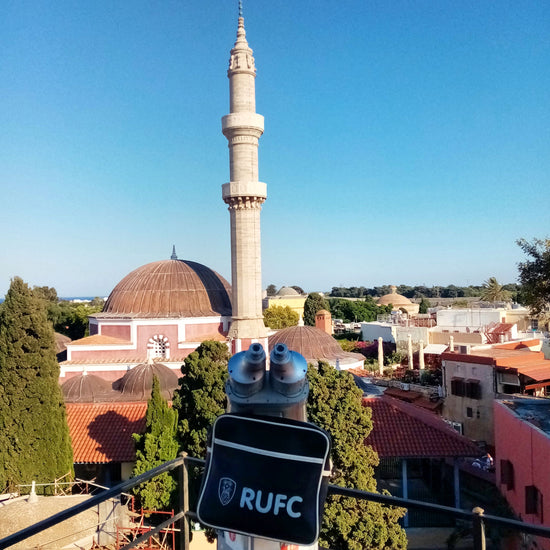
[222,2,267,352]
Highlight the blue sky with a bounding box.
[1,1,548,297]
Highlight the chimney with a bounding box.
[315,309,333,335]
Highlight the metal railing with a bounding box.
[1,455,550,550]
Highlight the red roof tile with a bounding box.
[66,402,147,463]
[364,397,479,458]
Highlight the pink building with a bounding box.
[60,255,232,382]
[495,397,550,549]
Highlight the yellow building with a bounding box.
[263,287,307,322]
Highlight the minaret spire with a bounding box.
[170,245,178,260]
[222,3,267,351]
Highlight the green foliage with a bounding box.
[53,302,103,340]
[132,376,179,510]
[172,341,230,459]
[266,284,277,296]
[480,277,512,303]
[329,297,390,323]
[517,237,550,316]
[307,363,406,550]
[452,299,469,309]
[303,292,330,326]
[0,277,73,491]
[290,285,305,294]
[263,305,299,329]
[418,296,431,314]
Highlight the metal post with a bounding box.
[453,459,460,510]
[179,452,190,550]
[402,459,409,528]
[472,507,486,550]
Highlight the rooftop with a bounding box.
[500,398,550,435]
[365,397,480,458]
[66,402,147,463]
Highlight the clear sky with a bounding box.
[1,1,548,297]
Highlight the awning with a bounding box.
[423,344,448,355]
[516,362,550,382]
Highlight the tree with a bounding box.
[290,285,305,295]
[0,277,73,491]
[266,284,277,296]
[307,363,406,549]
[418,296,431,314]
[263,305,299,329]
[480,277,512,303]
[132,375,179,510]
[517,237,550,316]
[172,340,230,459]
[303,292,330,326]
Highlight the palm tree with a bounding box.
[480,277,511,303]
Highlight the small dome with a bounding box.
[277,286,300,296]
[62,373,113,403]
[117,362,179,401]
[269,326,364,369]
[102,259,232,318]
[377,285,413,306]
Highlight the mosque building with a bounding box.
[60,5,268,381]
[60,249,232,382]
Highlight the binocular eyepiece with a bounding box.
[227,342,308,399]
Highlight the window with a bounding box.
[500,460,514,490]
[466,407,473,418]
[525,485,543,520]
[451,377,465,396]
[466,380,482,399]
[147,334,170,359]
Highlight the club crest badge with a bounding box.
[218,477,236,506]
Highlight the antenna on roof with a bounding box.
[171,245,178,260]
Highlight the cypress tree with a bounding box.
[172,340,229,459]
[0,277,73,492]
[132,375,179,510]
[307,362,407,550]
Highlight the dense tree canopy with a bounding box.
[266,284,277,296]
[329,297,390,323]
[307,363,406,549]
[517,238,550,317]
[132,375,179,510]
[418,296,431,314]
[0,277,73,491]
[172,340,229,459]
[263,305,299,329]
[303,292,330,326]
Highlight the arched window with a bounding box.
[147,334,170,359]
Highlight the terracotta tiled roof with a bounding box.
[365,397,479,458]
[66,402,147,463]
[68,334,132,346]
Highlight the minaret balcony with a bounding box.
[222,113,264,137]
[222,181,267,201]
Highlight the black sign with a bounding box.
[197,414,331,546]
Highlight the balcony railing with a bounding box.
[1,455,549,550]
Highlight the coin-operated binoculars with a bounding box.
[225,342,309,421]
[198,343,329,550]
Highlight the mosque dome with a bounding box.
[268,326,364,370]
[116,361,179,401]
[102,259,232,318]
[62,372,114,403]
[277,286,300,297]
[377,285,413,307]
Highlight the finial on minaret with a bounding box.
[239,0,243,18]
[171,245,178,260]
